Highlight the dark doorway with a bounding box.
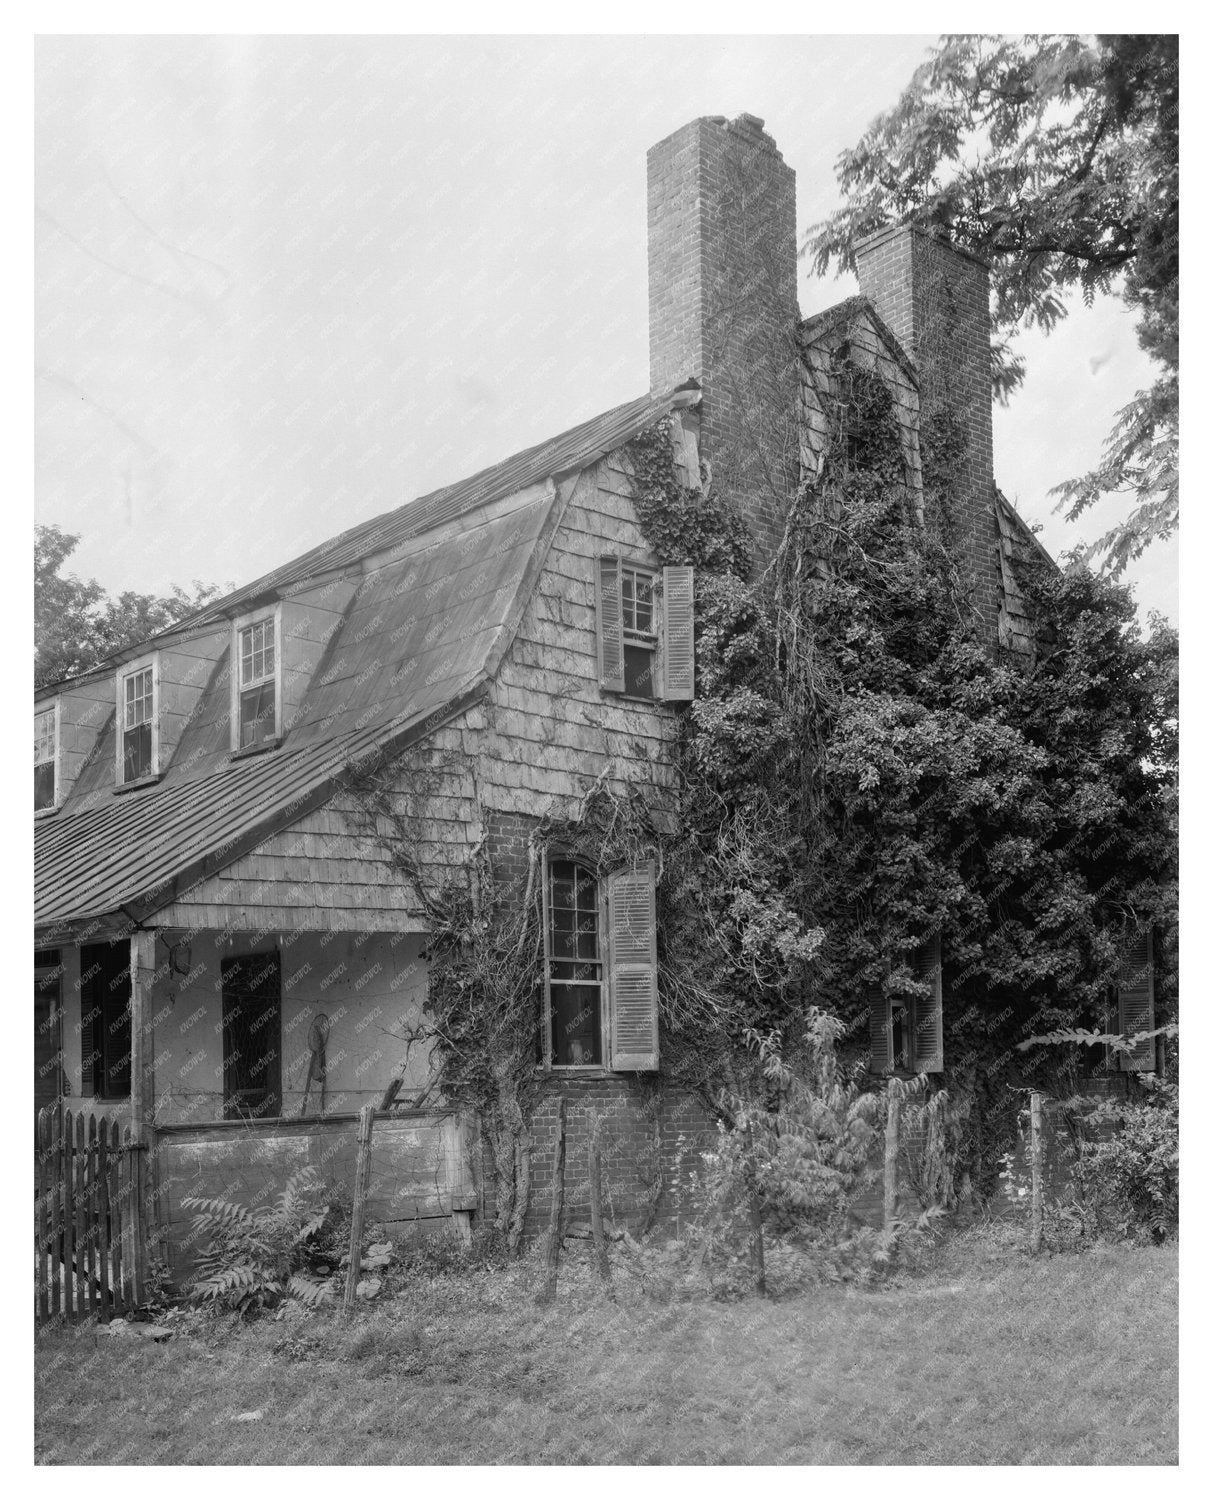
[34,950,63,1130]
[222,952,281,1119]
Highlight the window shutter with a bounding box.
[1117,928,1156,1072]
[868,987,891,1075]
[911,934,944,1073]
[607,861,659,1071]
[596,555,625,693]
[661,566,695,700]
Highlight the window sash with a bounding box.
[34,709,55,765]
[543,856,604,1067]
[621,566,656,639]
[240,619,275,688]
[123,667,153,729]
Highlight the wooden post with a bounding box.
[74,1112,87,1315]
[1030,1091,1044,1255]
[36,1109,49,1324]
[745,1119,766,1296]
[343,1104,376,1315]
[49,1107,62,1322]
[62,1108,75,1320]
[97,1118,112,1321]
[588,1114,611,1286]
[128,928,156,1306]
[883,1081,901,1229]
[540,1097,567,1302]
[110,1120,124,1319]
[86,1114,98,1316]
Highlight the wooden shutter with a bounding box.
[868,987,891,1074]
[911,934,944,1073]
[1117,928,1156,1072]
[607,861,659,1071]
[596,555,625,693]
[662,566,695,700]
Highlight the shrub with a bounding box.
[182,1166,347,1317]
[1076,1085,1178,1242]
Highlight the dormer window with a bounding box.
[234,609,280,751]
[34,706,56,810]
[118,662,157,783]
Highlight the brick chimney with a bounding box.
[853,224,1001,649]
[647,114,801,572]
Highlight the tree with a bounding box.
[35,524,223,689]
[809,34,1178,577]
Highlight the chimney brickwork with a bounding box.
[647,114,801,574]
[854,224,1002,650]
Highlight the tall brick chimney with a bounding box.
[647,114,801,572]
[853,224,1001,649]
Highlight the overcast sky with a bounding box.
[34,34,1176,624]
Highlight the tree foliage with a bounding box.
[809,33,1178,576]
[34,523,222,689]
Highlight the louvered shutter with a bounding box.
[1117,929,1156,1072]
[662,566,695,700]
[911,934,944,1073]
[607,861,659,1071]
[868,987,892,1075]
[596,556,625,693]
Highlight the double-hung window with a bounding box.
[119,663,156,783]
[596,558,695,701]
[541,855,660,1072]
[34,705,56,810]
[237,614,278,750]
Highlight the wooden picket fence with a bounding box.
[34,1106,147,1325]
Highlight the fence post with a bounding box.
[1030,1090,1044,1255]
[588,1113,611,1287]
[745,1119,766,1296]
[883,1081,901,1229]
[539,1097,567,1303]
[36,1108,50,1323]
[343,1104,376,1315]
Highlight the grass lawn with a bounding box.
[34,1232,1177,1465]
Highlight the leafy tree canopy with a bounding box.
[809,33,1178,577]
[35,524,223,690]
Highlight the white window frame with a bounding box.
[620,562,659,700]
[230,604,282,754]
[34,700,59,813]
[115,654,159,786]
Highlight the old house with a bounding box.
[37,113,1145,1281]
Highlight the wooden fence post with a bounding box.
[1030,1091,1044,1255]
[540,1097,567,1303]
[745,1119,766,1296]
[343,1104,376,1315]
[883,1082,901,1230]
[588,1113,611,1287]
[36,1108,50,1323]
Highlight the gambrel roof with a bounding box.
[35,384,700,939]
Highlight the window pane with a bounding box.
[34,710,55,764]
[241,620,275,687]
[34,760,55,810]
[240,682,277,747]
[624,643,656,697]
[551,983,601,1066]
[123,722,152,781]
[124,668,153,728]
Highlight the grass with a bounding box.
[34,1229,1177,1465]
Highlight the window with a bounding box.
[869,935,944,1075]
[596,558,694,701]
[236,614,279,749]
[80,941,131,1100]
[541,856,659,1071]
[119,663,156,782]
[34,706,56,810]
[222,952,281,1118]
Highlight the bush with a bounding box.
[182,1166,348,1317]
[1076,1085,1178,1242]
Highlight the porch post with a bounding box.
[129,928,156,1302]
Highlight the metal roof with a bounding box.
[36,385,695,935]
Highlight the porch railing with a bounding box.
[35,1106,147,1325]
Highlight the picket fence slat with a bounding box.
[49,1108,61,1322]
[97,1118,112,1319]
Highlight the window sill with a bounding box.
[230,736,283,761]
[34,803,60,820]
[537,1065,618,1079]
[113,773,163,795]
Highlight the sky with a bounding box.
[34,33,1177,624]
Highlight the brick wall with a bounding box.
[647,113,801,575]
[480,1075,718,1242]
[854,224,1002,653]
